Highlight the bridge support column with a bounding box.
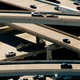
[36,37,45,44]
[46,45,52,60]
[36,36,46,47]
[46,44,60,60]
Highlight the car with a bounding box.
[5,51,16,57]
[46,14,58,18]
[61,63,72,69]
[23,78,28,80]
[30,5,37,9]
[77,6,80,10]
[31,11,43,17]
[63,38,71,44]
[33,75,45,79]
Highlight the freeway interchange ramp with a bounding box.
[6,23,80,54]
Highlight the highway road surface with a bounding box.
[0,0,78,11]
[0,0,80,78]
[0,0,80,53]
[0,13,80,26]
[0,62,80,77]
[5,23,80,54]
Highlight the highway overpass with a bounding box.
[0,60,80,77]
[0,13,80,27]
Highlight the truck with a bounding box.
[54,5,80,15]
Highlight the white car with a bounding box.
[31,11,43,17]
[5,51,16,57]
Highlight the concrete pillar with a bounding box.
[46,45,52,60]
[46,44,59,60]
[36,36,45,44]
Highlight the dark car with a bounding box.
[61,63,72,69]
[63,38,71,44]
[77,6,80,10]
[30,5,37,9]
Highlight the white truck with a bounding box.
[55,5,80,15]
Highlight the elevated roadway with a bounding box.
[0,26,14,34]
[6,23,80,54]
[0,0,80,54]
[0,0,77,11]
[1,0,79,18]
[0,13,80,26]
[0,0,80,53]
[0,61,80,77]
[0,0,80,77]
[0,27,36,61]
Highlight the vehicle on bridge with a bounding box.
[55,5,80,15]
[31,11,44,17]
[5,51,16,57]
